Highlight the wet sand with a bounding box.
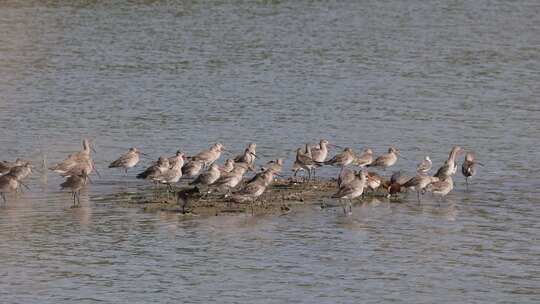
[105,178,392,217]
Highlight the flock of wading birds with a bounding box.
[0,139,481,212]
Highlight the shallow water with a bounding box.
[1,0,539,303]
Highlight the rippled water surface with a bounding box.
[1,1,539,303]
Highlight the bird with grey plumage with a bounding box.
[293,145,319,182]
[229,181,267,204]
[462,151,480,187]
[337,167,355,188]
[234,143,257,171]
[191,143,225,167]
[229,179,268,214]
[60,157,95,179]
[292,144,312,178]
[403,174,440,203]
[310,140,330,163]
[434,146,464,179]
[182,160,204,178]
[246,165,280,187]
[309,139,331,178]
[109,147,143,174]
[49,139,95,175]
[0,171,20,204]
[61,173,89,207]
[261,158,284,174]
[156,152,185,190]
[426,176,454,202]
[416,156,432,175]
[8,162,33,193]
[332,170,367,215]
[189,163,221,187]
[167,150,185,167]
[0,158,25,176]
[137,156,169,181]
[9,161,32,181]
[212,162,249,192]
[176,186,201,214]
[220,159,235,174]
[353,148,374,167]
[367,147,400,170]
[229,166,279,213]
[324,147,356,168]
[365,171,384,193]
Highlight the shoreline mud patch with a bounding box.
[104,178,394,217]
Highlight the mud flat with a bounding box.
[101,178,396,217]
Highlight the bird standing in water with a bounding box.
[50,139,95,176]
[61,173,89,207]
[426,176,454,203]
[434,146,463,179]
[462,151,479,187]
[332,170,367,215]
[416,156,432,175]
[0,171,19,204]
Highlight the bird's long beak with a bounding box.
[139,152,153,160]
[93,163,102,178]
[249,152,258,159]
[329,144,344,149]
[91,146,97,154]
[19,181,31,191]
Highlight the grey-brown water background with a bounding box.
[1,1,539,303]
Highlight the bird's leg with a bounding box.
[417,191,421,204]
[72,192,76,206]
[77,191,81,205]
[250,199,255,215]
[349,199,353,214]
[20,181,31,191]
[93,165,102,178]
[183,198,190,214]
[181,199,186,214]
[153,182,159,199]
[465,177,469,190]
[1,193,6,205]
